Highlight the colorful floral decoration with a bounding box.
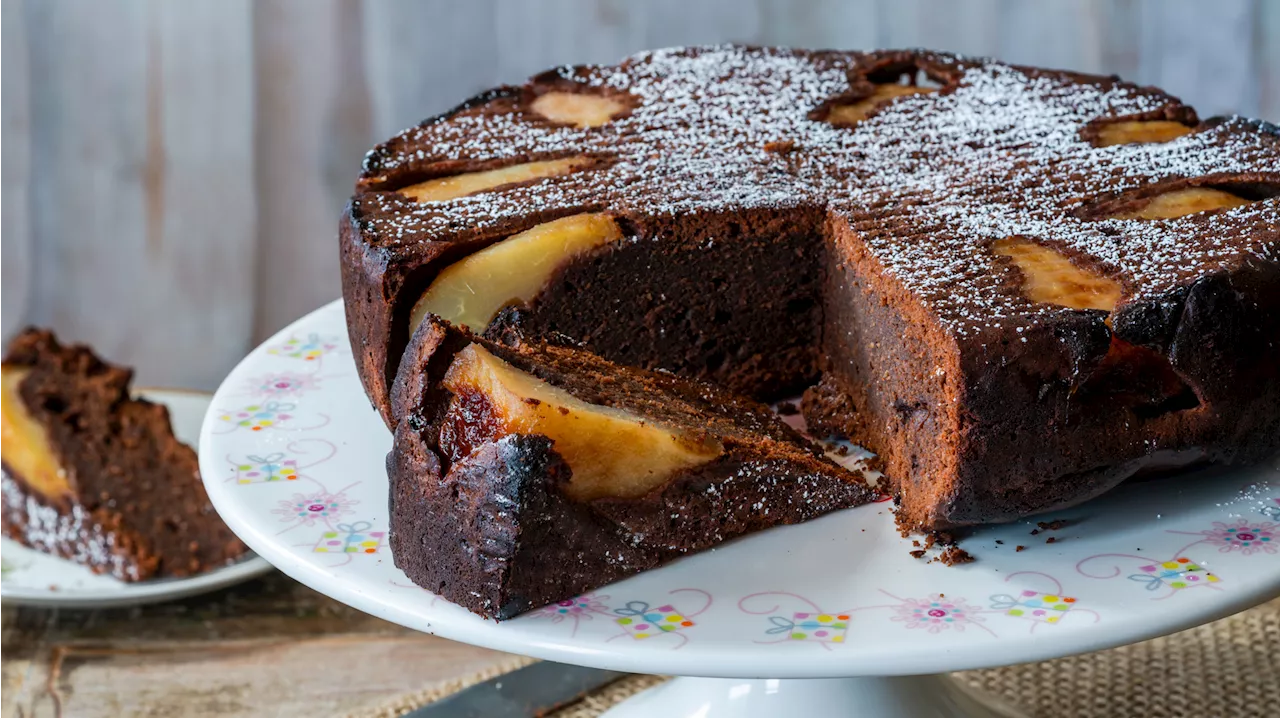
[1196,519,1276,555]
[526,593,611,638]
[313,521,385,554]
[739,591,864,648]
[267,334,339,362]
[274,490,358,526]
[232,453,300,484]
[538,594,609,622]
[888,593,988,634]
[217,401,296,431]
[1128,558,1221,591]
[249,372,321,398]
[765,611,851,644]
[989,590,1077,624]
[226,440,336,486]
[614,600,696,640]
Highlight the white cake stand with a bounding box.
[199,301,1280,717]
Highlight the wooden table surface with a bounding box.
[1,571,513,717]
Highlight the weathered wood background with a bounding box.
[4,0,1277,389]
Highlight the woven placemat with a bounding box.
[350,598,1279,718]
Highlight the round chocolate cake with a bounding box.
[341,46,1280,617]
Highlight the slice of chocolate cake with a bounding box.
[1,329,247,581]
[389,315,877,619]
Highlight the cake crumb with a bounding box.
[864,455,887,475]
[523,397,541,406]
[1015,545,1027,552]
[909,549,927,559]
[1046,536,1059,544]
[995,539,1004,545]
[1030,529,1040,536]
[937,546,974,565]
[763,139,796,154]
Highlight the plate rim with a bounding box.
[0,541,274,609]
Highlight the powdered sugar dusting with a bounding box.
[3,474,138,581]
[835,62,1279,335]
[358,45,1279,336]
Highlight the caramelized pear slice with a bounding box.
[994,238,1122,311]
[441,344,723,501]
[1,367,72,500]
[531,92,626,128]
[1095,121,1193,147]
[398,157,592,203]
[1110,187,1251,220]
[410,213,623,333]
[826,84,936,125]
[996,240,1200,404]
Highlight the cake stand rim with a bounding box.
[199,299,1280,679]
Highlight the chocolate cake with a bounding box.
[389,316,878,618]
[1,329,247,581]
[343,46,1280,537]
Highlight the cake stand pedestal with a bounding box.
[601,675,1026,717]
[200,301,1280,718]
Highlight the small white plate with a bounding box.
[1,388,273,608]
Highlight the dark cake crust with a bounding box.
[1,329,248,580]
[346,45,1280,532]
[389,431,640,620]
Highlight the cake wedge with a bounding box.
[1,329,247,581]
[388,315,878,619]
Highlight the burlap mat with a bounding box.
[351,598,1279,718]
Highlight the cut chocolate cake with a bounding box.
[389,316,877,619]
[343,47,1279,540]
[1,329,247,581]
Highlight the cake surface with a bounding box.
[1,329,248,581]
[343,45,1280,535]
[390,316,877,618]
